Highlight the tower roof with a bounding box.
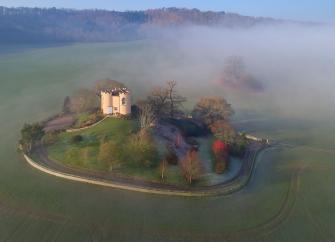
[101,87,130,96]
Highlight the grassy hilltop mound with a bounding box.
[21,79,249,186]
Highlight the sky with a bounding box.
[0,0,334,23]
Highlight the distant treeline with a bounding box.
[0,6,293,43]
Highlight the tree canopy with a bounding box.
[192,97,234,127]
[19,123,45,153]
[219,56,264,92]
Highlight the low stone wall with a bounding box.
[23,154,207,197]
[66,116,108,133]
[23,144,268,197]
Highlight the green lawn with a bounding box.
[47,117,186,185]
[48,117,137,170]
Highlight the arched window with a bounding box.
[121,97,126,105]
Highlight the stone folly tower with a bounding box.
[101,88,131,115]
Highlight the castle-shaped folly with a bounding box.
[100,87,131,115]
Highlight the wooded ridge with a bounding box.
[0,6,297,43]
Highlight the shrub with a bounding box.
[124,131,159,168]
[230,134,248,157]
[215,157,228,174]
[71,135,83,144]
[98,141,121,170]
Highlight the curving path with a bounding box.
[25,142,268,197]
[20,144,307,241]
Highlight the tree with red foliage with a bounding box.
[212,139,229,174]
[212,139,228,157]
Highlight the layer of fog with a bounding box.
[139,24,335,121]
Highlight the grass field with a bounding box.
[0,42,334,241]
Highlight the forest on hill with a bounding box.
[0,7,285,43]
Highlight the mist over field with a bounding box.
[1,23,334,122]
[1,7,334,122]
[136,24,335,120]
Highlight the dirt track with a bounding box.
[223,164,305,241]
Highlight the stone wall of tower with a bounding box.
[119,92,131,115]
[112,95,120,114]
[101,91,113,115]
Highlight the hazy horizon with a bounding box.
[0,0,334,23]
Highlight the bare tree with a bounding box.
[159,159,168,181]
[180,149,203,184]
[166,80,186,118]
[147,86,169,118]
[138,102,156,130]
[147,81,186,119]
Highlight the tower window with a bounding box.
[122,97,126,105]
